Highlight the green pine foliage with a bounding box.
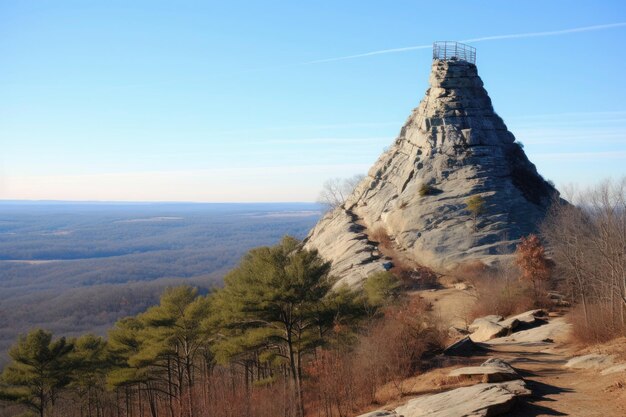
[212,236,365,416]
[0,329,73,417]
[363,271,401,309]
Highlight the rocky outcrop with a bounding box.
[467,309,548,342]
[358,380,530,417]
[305,57,559,287]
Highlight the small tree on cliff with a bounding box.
[466,195,486,231]
[515,234,552,298]
[317,174,364,210]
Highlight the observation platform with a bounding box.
[433,41,476,64]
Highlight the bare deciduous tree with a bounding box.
[542,177,626,342]
[317,175,365,210]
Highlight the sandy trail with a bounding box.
[415,287,626,416]
[487,326,626,417]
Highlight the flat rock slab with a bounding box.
[486,318,571,346]
[393,380,530,417]
[449,358,520,383]
[601,364,626,375]
[565,354,614,370]
[499,309,547,331]
[470,321,507,342]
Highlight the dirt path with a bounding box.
[413,287,626,416]
[415,287,476,329]
[485,323,626,416]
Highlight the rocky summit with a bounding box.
[305,48,559,287]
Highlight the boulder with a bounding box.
[449,358,520,383]
[357,412,397,417]
[499,309,547,331]
[468,315,503,333]
[392,380,531,417]
[470,321,507,342]
[565,354,614,370]
[486,317,571,346]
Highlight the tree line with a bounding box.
[542,178,626,342]
[0,236,433,417]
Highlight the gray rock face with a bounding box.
[305,59,558,286]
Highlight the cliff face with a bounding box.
[305,58,558,287]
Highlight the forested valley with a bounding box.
[0,236,443,417]
[0,202,321,366]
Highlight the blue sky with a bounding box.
[1,0,625,202]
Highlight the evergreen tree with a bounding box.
[139,286,213,417]
[213,236,361,417]
[0,329,74,417]
[69,334,111,417]
[363,271,401,310]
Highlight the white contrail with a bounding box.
[303,22,626,65]
[304,45,432,64]
[461,22,626,43]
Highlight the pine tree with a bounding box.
[69,334,111,417]
[213,236,361,417]
[139,286,213,417]
[0,329,74,417]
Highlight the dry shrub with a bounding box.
[304,297,447,416]
[467,261,538,320]
[305,349,366,417]
[370,226,392,248]
[571,304,626,346]
[450,260,490,281]
[418,184,436,197]
[444,260,490,288]
[542,178,626,345]
[515,234,553,297]
[389,259,438,289]
[357,297,447,399]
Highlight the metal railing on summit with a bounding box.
[432,41,476,64]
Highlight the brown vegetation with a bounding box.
[370,226,392,248]
[542,178,626,344]
[306,297,447,417]
[469,273,536,321]
[515,234,553,298]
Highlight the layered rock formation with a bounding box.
[305,55,558,286]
